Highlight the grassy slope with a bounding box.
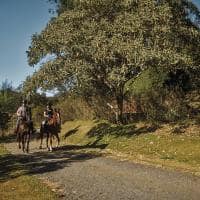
[0,145,57,200]
[61,120,200,173]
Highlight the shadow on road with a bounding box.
[0,134,16,144]
[0,144,101,183]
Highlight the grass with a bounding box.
[61,120,200,173]
[0,144,57,200]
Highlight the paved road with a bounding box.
[4,139,200,200]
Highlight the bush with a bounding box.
[32,105,44,127]
[56,95,95,122]
[138,88,188,122]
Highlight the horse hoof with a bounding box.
[39,146,42,149]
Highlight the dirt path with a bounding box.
[4,138,200,200]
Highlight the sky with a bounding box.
[0,0,200,89]
[193,0,200,9]
[0,0,54,88]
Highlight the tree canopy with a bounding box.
[24,0,200,121]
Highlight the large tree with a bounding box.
[25,0,200,122]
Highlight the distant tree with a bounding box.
[0,80,21,113]
[25,0,200,123]
[0,80,22,132]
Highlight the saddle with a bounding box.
[47,118,55,126]
[47,113,61,132]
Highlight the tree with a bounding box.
[0,80,21,113]
[0,80,22,133]
[25,0,200,123]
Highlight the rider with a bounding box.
[16,99,32,133]
[42,102,54,126]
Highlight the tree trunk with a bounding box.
[116,94,124,124]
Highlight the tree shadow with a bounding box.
[0,134,16,144]
[0,144,100,183]
[55,143,108,151]
[63,126,80,139]
[85,122,160,146]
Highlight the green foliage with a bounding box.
[56,95,95,122]
[26,0,200,90]
[0,80,21,113]
[24,0,200,123]
[138,88,189,122]
[0,90,21,113]
[126,67,167,95]
[31,105,44,127]
[0,80,22,131]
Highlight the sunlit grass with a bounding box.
[61,120,200,172]
[0,144,57,200]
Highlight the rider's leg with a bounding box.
[15,119,20,134]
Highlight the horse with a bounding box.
[39,111,61,152]
[16,119,33,153]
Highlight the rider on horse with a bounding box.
[42,102,54,126]
[39,102,61,150]
[16,99,32,133]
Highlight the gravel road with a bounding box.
[4,139,200,200]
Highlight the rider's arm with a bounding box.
[16,107,22,117]
[44,111,48,118]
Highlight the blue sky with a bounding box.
[193,0,200,9]
[0,0,54,88]
[0,0,200,89]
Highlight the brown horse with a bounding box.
[39,112,61,152]
[16,120,33,153]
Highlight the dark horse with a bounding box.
[39,112,61,152]
[16,120,33,153]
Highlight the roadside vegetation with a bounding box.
[0,143,57,200]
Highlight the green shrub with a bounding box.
[138,88,188,122]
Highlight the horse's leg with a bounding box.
[49,133,53,152]
[22,133,25,152]
[16,131,19,143]
[55,133,60,148]
[24,132,28,153]
[26,132,30,153]
[39,125,43,149]
[17,133,21,149]
[46,132,49,150]
[39,131,43,149]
